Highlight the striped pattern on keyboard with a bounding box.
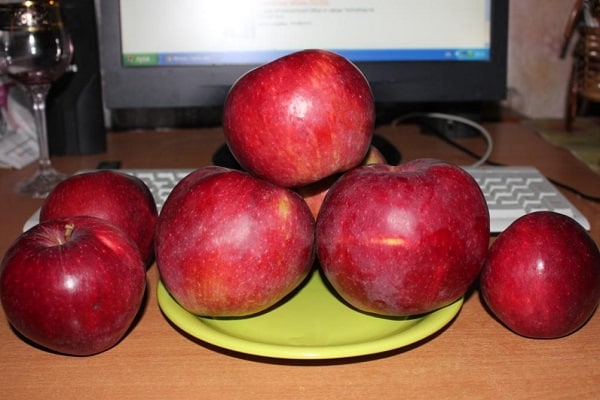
[462,166,590,232]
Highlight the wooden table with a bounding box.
[0,122,599,399]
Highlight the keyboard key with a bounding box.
[122,169,192,209]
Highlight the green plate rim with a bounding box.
[156,271,463,360]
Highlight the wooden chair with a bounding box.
[562,0,600,130]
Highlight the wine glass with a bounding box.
[0,1,72,198]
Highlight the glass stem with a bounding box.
[28,84,52,174]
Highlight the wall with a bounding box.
[506,0,577,119]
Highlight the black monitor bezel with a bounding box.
[97,0,508,110]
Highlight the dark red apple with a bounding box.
[297,145,387,219]
[155,166,315,317]
[0,216,146,356]
[480,211,600,339]
[222,49,375,188]
[39,170,158,266]
[296,174,338,221]
[316,159,490,316]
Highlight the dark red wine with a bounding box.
[1,29,71,85]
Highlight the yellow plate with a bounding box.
[157,270,463,359]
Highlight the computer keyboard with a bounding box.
[128,169,192,209]
[461,166,590,232]
[23,166,590,233]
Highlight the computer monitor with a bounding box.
[97,0,508,127]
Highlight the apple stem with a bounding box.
[64,223,75,242]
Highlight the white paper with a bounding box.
[0,81,38,169]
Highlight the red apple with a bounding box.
[155,166,315,317]
[316,159,490,316]
[222,49,375,188]
[480,211,600,339]
[39,170,158,266]
[0,216,146,356]
[296,175,338,221]
[297,145,387,219]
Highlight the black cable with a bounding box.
[431,127,600,203]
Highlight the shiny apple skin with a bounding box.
[0,216,146,356]
[480,211,600,339]
[155,166,315,317]
[40,170,158,267]
[223,49,375,188]
[316,159,490,316]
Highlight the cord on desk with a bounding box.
[390,112,494,167]
[391,113,600,203]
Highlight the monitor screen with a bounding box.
[97,0,507,121]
